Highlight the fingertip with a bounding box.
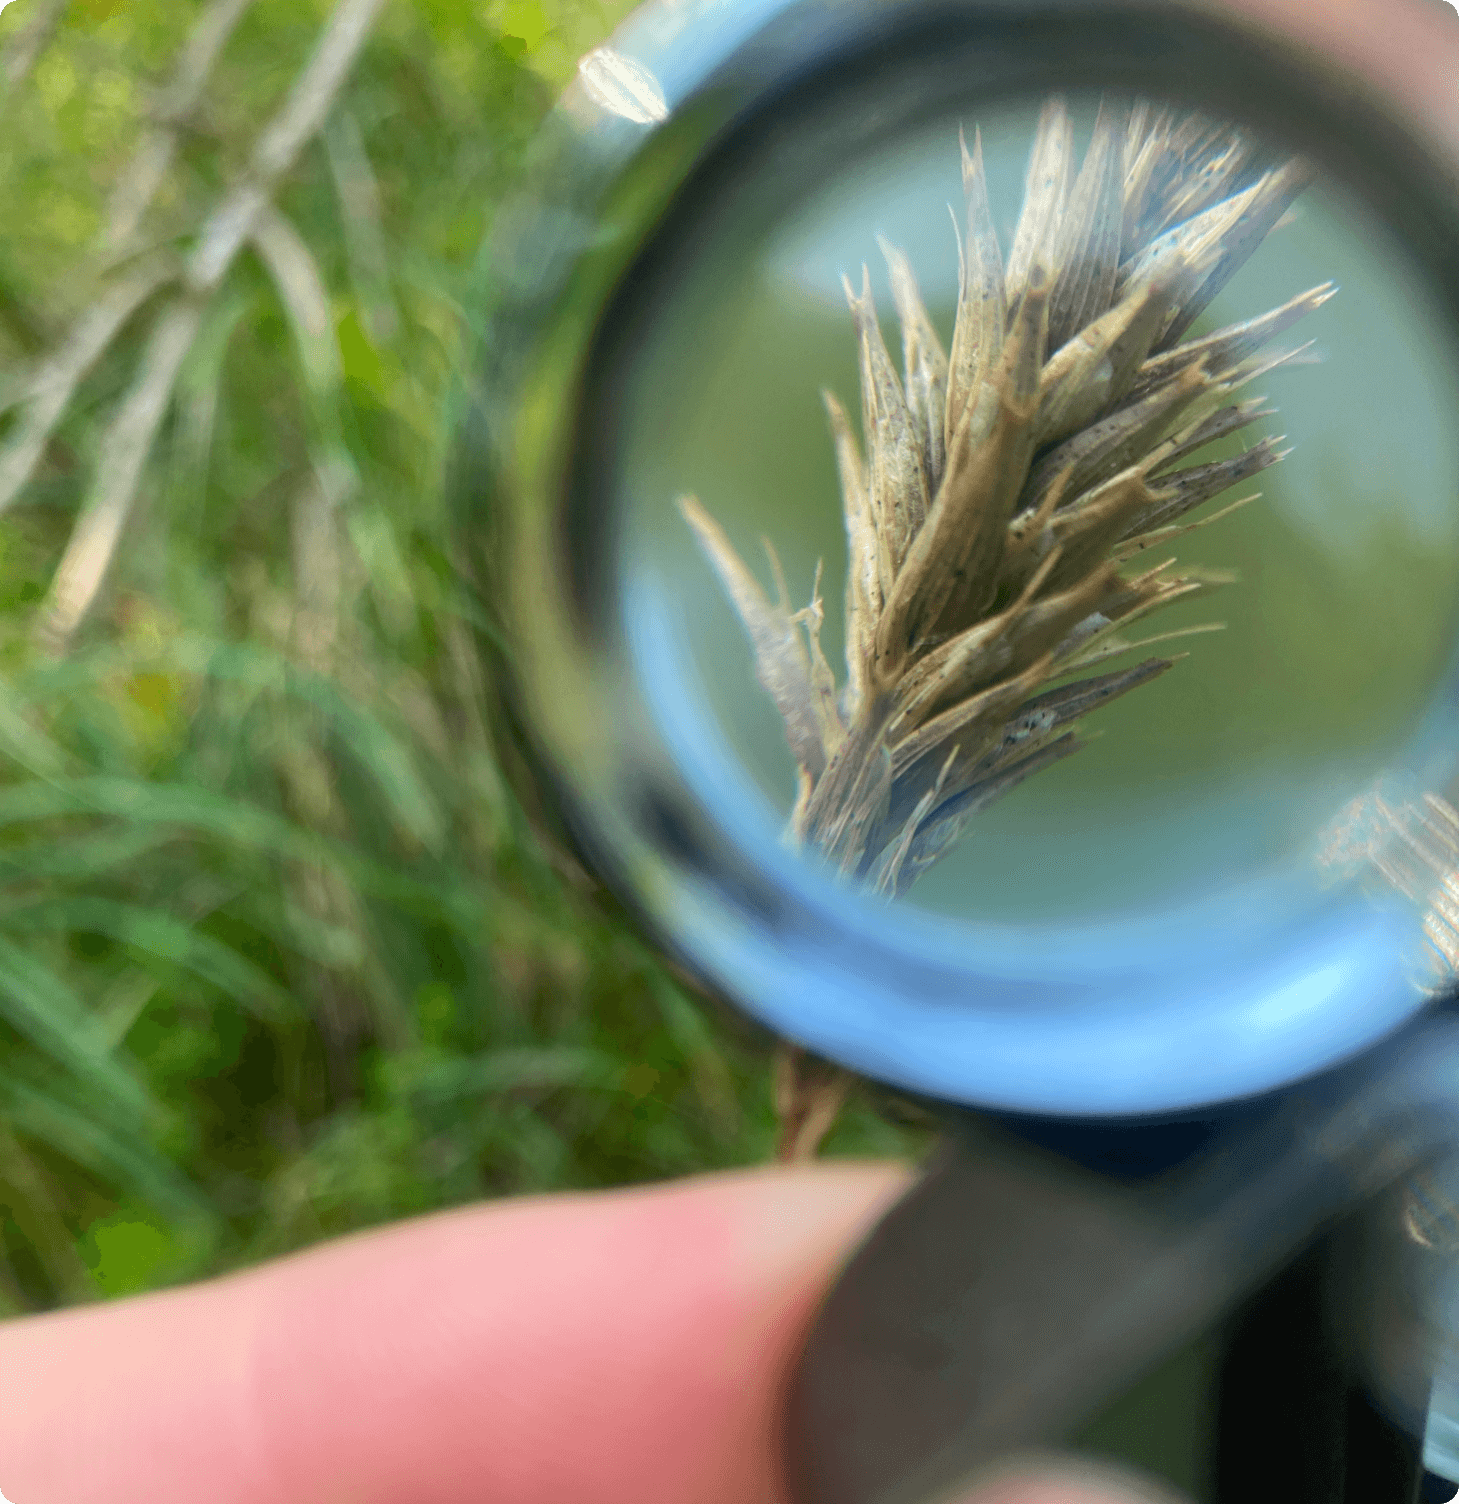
[952,1456,1191,1504]
[0,1159,916,1504]
[727,1159,913,1284]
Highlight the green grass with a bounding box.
[0,0,921,1314]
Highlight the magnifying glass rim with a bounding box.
[476,0,1459,1116]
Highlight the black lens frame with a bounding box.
[479,0,1459,1116]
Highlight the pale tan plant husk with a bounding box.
[681,98,1335,1156]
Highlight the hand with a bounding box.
[0,1163,1180,1504]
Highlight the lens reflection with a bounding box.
[616,93,1459,934]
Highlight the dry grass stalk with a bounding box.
[324,110,401,345]
[0,254,179,516]
[0,0,254,514]
[682,98,1333,1157]
[32,0,388,654]
[772,1042,854,1163]
[101,0,259,257]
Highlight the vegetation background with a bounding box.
[0,0,920,1315]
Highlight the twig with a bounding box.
[33,0,388,652]
[34,299,203,655]
[0,0,257,508]
[101,0,258,255]
[189,0,389,291]
[773,1044,853,1162]
[252,0,387,184]
[0,254,178,514]
[0,0,256,502]
[250,203,343,393]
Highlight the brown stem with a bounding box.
[773,1043,853,1163]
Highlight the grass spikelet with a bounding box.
[684,98,1336,1157]
[685,96,1330,906]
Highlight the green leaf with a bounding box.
[0,1069,200,1219]
[0,683,63,778]
[641,967,738,1131]
[401,1045,622,1104]
[0,775,475,929]
[0,826,177,884]
[80,1205,213,1297]
[0,897,295,1023]
[19,637,448,853]
[336,306,386,397]
[0,933,152,1122]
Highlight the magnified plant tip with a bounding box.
[684,95,1328,902]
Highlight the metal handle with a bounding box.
[786,1007,1459,1504]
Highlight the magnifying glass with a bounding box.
[463,0,1459,1499]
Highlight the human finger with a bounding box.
[0,1163,906,1504]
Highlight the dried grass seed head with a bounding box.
[683,96,1332,897]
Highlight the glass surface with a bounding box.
[612,92,1459,947]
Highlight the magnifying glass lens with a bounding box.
[508,42,1459,1113]
[613,92,1459,930]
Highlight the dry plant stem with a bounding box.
[250,200,361,602]
[684,100,1333,1155]
[37,298,205,656]
[251,203,351,412]
[0,0,255,512]
[773,1044,854,1163]
[33,0,388,654]
[101,0,258,256]
[0,255,179,514]
[290,463,353,674]
[279,461,405,1082]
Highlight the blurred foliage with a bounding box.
[0,0,922,1315]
